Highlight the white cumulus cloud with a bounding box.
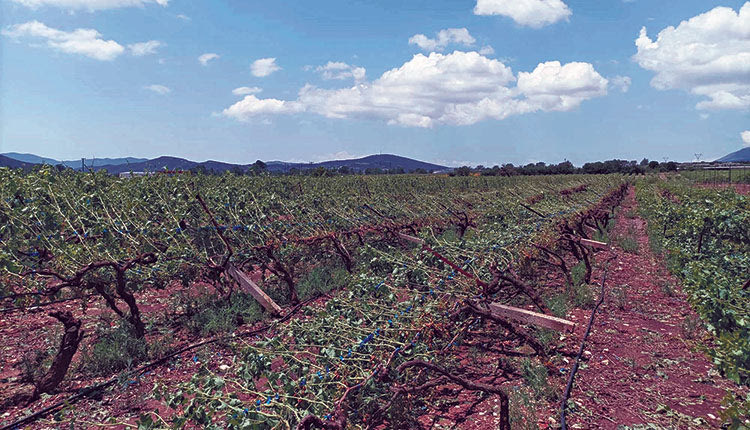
[409,28,476,52]
[198,53,219,66]
[2,20,124,61]
[474,0,572,28]
[222,95,302,120]
[9,0,167,10]
[145,84,171,94]
[251,57,281,77]
[479,45,495,55]
[743,130,750,146]
[610,75,632,93]
[314,62,366,82]
[634,3,750,111]
[128,40,162,56]
[517,61,608,112]
[232,86,262,96]
[222,51,608,127]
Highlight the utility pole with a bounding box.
[694,153,703,183]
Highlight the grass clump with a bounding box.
[546,293,569,319]
[617,225,640,254]
[82,321,149,376]
[520,359,557,402]
[509,389,540,430]
[572,283,596,309]
[570,261,587,288]
[297,265,350,301]
[618,235,639,254]
[186,292,264,336]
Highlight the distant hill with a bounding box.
[267,154,449,173]
[93,156,252,174]
[0,153,450,174]
[2,153,148,169]
[2,152,60,165]
[0,155,36,169]
[716,147,750,163]
[95,156,201,174]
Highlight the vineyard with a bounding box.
[0,168,746,428]
[679,168,750,186]
[635,176,750,424]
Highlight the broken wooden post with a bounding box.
[226,263,283,316]
[398,232,425,245]
[488,303,575,332]
[579,238,609,249]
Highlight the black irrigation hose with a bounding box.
[0,298,312,430]
[0,293,99,313]
[560,254,616,430]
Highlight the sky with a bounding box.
[1,0,749,166]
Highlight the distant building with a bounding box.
[119,172,154,178]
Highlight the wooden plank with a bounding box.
[583,224,598,234]
[488,303,575,332]
[580,238,609,249]
[398,232,425,245]
[226,264,283,316]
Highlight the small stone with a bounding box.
[219,364,230,371]
[707,414,716,420]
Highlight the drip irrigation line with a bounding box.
[0,293,98,313]
[560,254,616,430]
[518,203,547,219]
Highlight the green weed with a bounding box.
[509,389,540,430]
[185,292,264,336]
[570,261,587,287]
[572,283,596,309]
[520,359,558,402]
[546,293,569,318]
[82,321,149,376]
[297,265,350,301]
[618,235,639,254]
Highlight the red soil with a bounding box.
[561,187,747,429]
[696,183,750,195]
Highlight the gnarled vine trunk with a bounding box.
[32,311,84,400]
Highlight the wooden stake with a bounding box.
[226,264,282,316]
[488,303,575,332]
[398,232,425,245]
[579,238,609,249]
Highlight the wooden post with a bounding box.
[398,232,425,245]
[579,238,609,249]
[488,303,575,332]
[226,263,283,316]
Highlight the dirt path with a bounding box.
[564,187,746,429]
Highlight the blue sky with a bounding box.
[1,0,749,166]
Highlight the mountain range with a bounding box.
[0,153,450,174]
[2,153,149,169]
